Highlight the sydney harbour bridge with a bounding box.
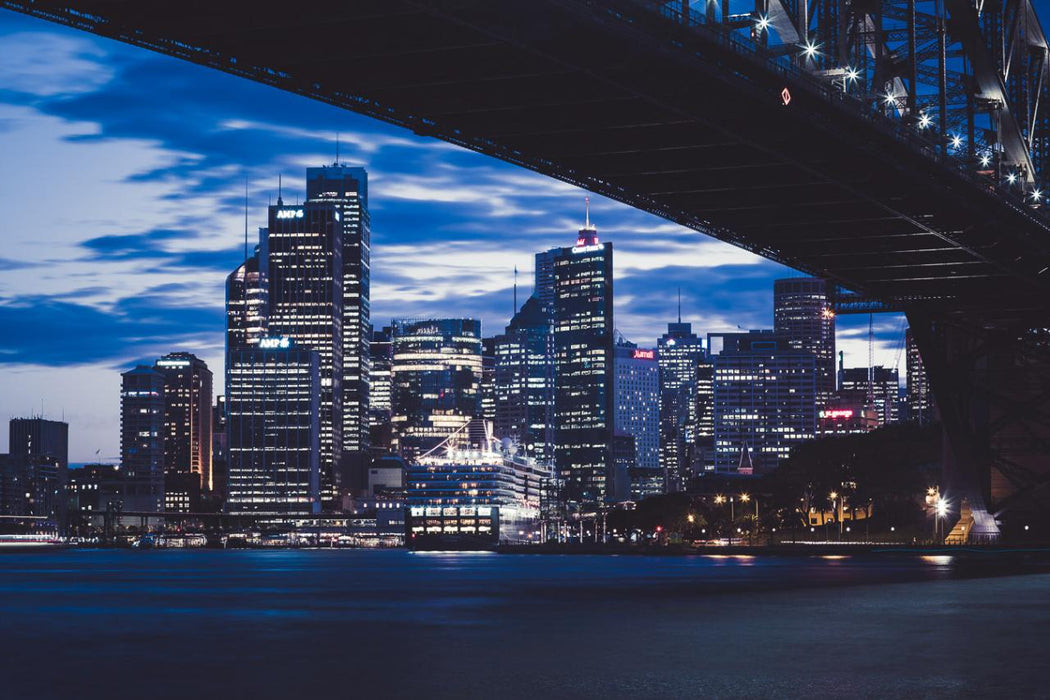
[6,0,1050,541]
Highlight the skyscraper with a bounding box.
[710,331,817,474]
[906,328,933,424]
[264,186,344,506]
[4,418,69,520]
[120,366,166,512]
[390,318,483,461]
[369,325,394,451]
[226,336,321,514]
[552,205,614,503]
[657,320,706,492]
[225,244,268,371]
[493,295,554,463]
[305,164,371,457]
[839,366,900,426]
[154,352,213,493]
[773,277,836,406]
[613,341,660,473]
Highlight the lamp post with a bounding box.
[829,491,839,542]
[740,493,758,545]
[935,497,948,543]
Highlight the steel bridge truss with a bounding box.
[660,0,1050,191]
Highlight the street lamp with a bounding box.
[829,491,839,541]
[935,497,948,542]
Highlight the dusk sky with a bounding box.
[0,9,908,462]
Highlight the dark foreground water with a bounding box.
[1,550,1047,698]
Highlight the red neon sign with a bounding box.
[632,349,655,360]
[820,409,854,419]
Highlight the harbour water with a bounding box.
[0,550,1047,698]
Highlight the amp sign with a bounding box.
[276,209,304,219]
[258,337,291,349]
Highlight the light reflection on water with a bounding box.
[0,550,1044,698]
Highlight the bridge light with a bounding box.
[883,93,898,105]
[755,15,770,30]
[800,41,820,59]
[1007,173,1017,184]
[918,113,931,129]
[950,134,963,149]
[1032,188,1043,202]
[845,67,860,82]
[980,154,991,167]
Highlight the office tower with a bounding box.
[710,331,817,474]
[225,244,268,369]
[773,277,836,406]
[552,206,614,503]
[369,326,394,451]
[305,164,371,457]
[480,336,497,422]
[613,341,660,472]
[534,248,558,318]
[4,418,69,519]
[390,318,483,461]
[264,187,344,506]
[120,366,166,512]
[226,337,321,514]
[493,295,554,463]
[657,320,705,492]
[839,366,900,425]
[153,353,213,495]
[212,396,228,502]
[906,328,933,424]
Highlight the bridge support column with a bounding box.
[908,313,1050,543]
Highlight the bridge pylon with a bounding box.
[908,312,1050,542]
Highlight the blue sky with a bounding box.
[0,9,907,461]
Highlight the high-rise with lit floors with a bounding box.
[154,353,213,499]
[263,181,344,507]
[839,366,900,426]
[226,337,321,514]
[390,318,483,461]
[774,277,836,407]
[710,331,817,474]
[493,295,554,464]
[906,328,933,424]
[3,418,68,520]
[305,164,371,457]
[120,366,166,512]
[369,325,394,451]
[225,242,268,388]
[551,205,614,503]
[613,340,659,472]
[657,320,709,491]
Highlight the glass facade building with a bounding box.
[839,366,900,426]
[390,318,483,461]
[906,328,933,424]
[657,321,710,492]
[551,217,614,503]
[305,165,371,457]
[226,338,321,515]
[710,331,817,474]
[613,342,660,474]
[154,352,213,494]
[773,277,836,408]
[493,294,554,464]
[119,366,166,512]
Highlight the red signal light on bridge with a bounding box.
[781,87,792,106]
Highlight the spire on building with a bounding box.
[576,196,599,246]
[277,173,284,206]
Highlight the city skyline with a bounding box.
[0,10,906,462]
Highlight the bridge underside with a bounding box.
[6,0,1050,536]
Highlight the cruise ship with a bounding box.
[405,428,553,550]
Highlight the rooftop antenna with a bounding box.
[585,196,591,228]
[677,286,682,323]
[513,265,518,317]
[277,174,284,206]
